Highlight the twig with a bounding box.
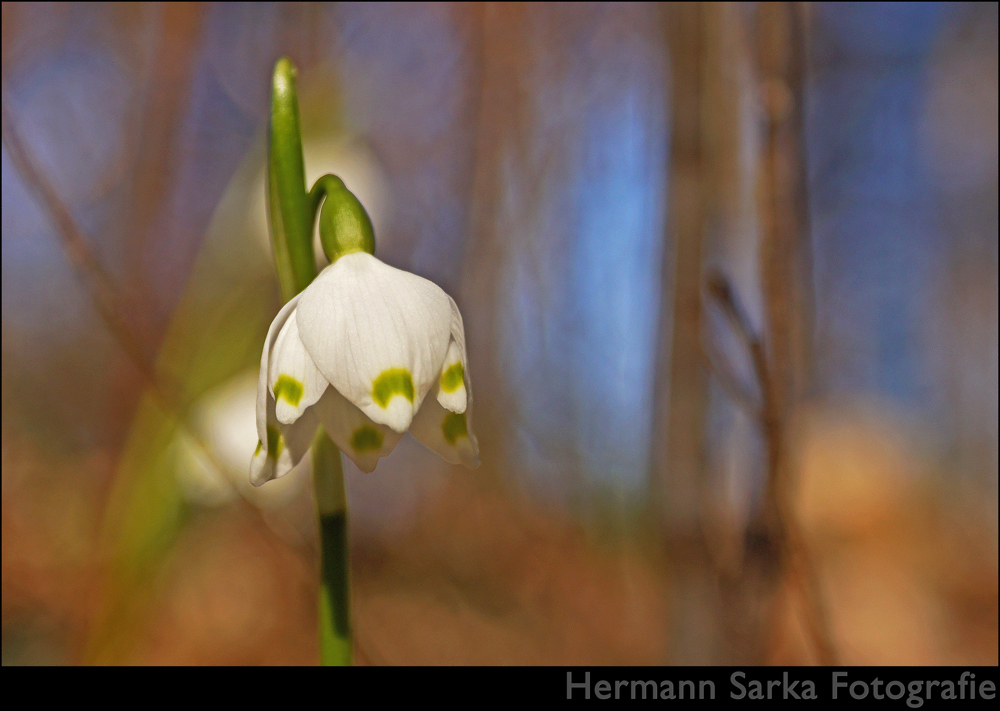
[704,272,836,664]
[1,88,230,480]
[754,1,837,665]
[704,269,770,410]
[700,338,760,419]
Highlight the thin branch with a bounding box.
[704,267,836,664]
[700,338,761,419]
[704,268,770,405]
[779,493,839,664]
[1,94,149,373]
[1,88,231,480]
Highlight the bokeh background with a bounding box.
[2,2,996,665]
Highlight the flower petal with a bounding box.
[269,310,329,424]
[251,295,299,485]
[409,385,480,468]
[297,253,452,433]
[436,296,470,413]
[250,390,317,486]
[283,405,319,464]
[314,385,403,473]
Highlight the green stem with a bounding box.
[312,430,352,666]
[308,174,336,218]
[267,58,352,666]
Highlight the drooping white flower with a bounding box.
[250,252,479,485]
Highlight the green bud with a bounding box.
[312,174,376,262]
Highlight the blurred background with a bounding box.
[2,2,996,665]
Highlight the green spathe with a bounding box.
[312,174,376,262]
[268,57,315,300]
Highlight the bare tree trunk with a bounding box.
[654,1,834,665]
[461,4,533,492]
[651,1,717,664]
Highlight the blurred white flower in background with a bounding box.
[173,370,307,509]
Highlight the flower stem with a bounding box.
[312,430,352,666]
[268,58,352,666]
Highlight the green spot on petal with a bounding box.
[254,439,262,456]
[372,368,414,408]
[440,362,465,393]
[266,425,284,460]
[274,374,304,407]
[441,412,468,445]
[350,425,383,454]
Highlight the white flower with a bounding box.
[250,252,480,485]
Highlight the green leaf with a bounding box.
[268,57,316,300]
